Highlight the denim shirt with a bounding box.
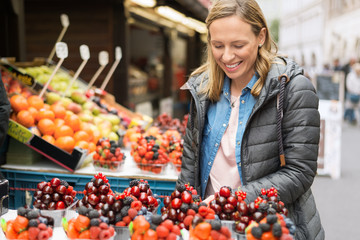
[200,74,258,197]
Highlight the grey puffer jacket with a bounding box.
[177,57,325,240]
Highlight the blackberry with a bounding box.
[192,195,201,202]
[28,219,39,227]
[110,147,116,154]
[190,203,199,212]
[180,203,190,213]
[199,202,207,207]
[27,210,40,219]
[267,207,277,215]
[259,223,271,232]
[110,140,117,146]
[115,213,122,223]
[266,214,278,224]
[123,196,134,206]
[176,184,186,193]
[88,210,100,219]
[153,152,159,159]
[78,206,89,216]
[251,226,263,239]
[209,220,221,231]
[91,177,96,182]
[151,214,162,225]
[17,207,27,217]
[90,218,100,226]
[60,180,69,188]
[121,206,131,217]
[129,179,139,187]
[272,223,282,237]
[153,144,160,149]
[258,202,269,213]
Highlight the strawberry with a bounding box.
[122,216,132,225]
[28,227,40,240]
[198,206,209,217]
[156,225,170,238]
[186,209,196,216]
[99,229,111,240]
[145,151,154,160]
[166,232,178,240]
[130,200,143,211]
[90,226,101,239]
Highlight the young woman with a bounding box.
[177,0,324,239]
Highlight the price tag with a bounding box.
[60,14,70,27]
[56,42,68,59]
[99,51,109,66]
[115,46,122,61]
[7,120,33,144]
[80,45,90,60]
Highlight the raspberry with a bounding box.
[210,230,221,240]
[205,213,215,219]
[99,229,111,240]
[47,227,53,237]
[220,226,231,238]
[166,232,178,240]
[161,219,174,231]
[115,221,126,226]
[186,209,196,216]
[122,216,132,225]
[99,222,109,230]
[128,208,138,219]
[38,223,47,230]
[183,215,194,227]
[37,230,50,240]
[108,226,115,236]
[156,225,169,238]
[28,227,40,240]
[198,206,209,217]
[130,200,143,211]
[90,226,101,239]
[171,225,181,235]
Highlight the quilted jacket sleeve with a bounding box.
[0,73,10,147]
[177,98,196,188]
[241,74,320,205]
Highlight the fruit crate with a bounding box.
[0,169,176,209]
[7,119,88,172]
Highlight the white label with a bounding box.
[55,42,68,59]
[99,51,109,66]
[115,46,122,61]
[80,45,90,60]
[60,14,70,27]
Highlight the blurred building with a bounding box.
[278,0,360,76]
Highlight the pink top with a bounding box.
[205,95,242,197]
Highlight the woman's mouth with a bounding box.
[224,61,242,72]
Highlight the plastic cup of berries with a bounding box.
[33,178,79,227]
[92,159,125,172]
[114,226,130,240]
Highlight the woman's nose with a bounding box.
[222,48,234,62]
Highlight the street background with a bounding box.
[312,123,360,239]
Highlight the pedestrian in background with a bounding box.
[344,63,360,125]
[177,0,324,239]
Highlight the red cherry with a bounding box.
[227,196,237,207]
[171,198,182,209]
[219,186,231,198]
[42,185,54,195]
[223,203,235,214]
[88,193,100,206]
[235,221,247,233]
[98,184,109,195]
[56,201,65,210]
[139,192,148,203]
[181,191,192,204]
[50,178,61,188]
[237,201,248,215]
[163,196,171,207]
[56,185,67,195]
[130,186,140,197]
[48,202,56,210]
[63,195,74,206]
[106,195,115,205]
[37,181,47,191]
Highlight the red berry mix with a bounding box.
[92,138,125,171]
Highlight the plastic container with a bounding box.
[221,220,236,238]
[92,159,125,172]
[36,200,78,227]
[114,226,130,240]
[135,163,167,174]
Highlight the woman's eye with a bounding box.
[214,45,223,49]
[234,45,243,49]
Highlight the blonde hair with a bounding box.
[192,0,278,101]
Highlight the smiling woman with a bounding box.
[176,0,325,239]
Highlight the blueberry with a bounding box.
[100,216,109,224]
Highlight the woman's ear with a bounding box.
[258,27,266,45]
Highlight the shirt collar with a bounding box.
[222,73,259,96]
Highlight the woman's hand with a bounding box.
[203,195,215,205]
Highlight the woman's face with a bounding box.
[209,15,265,83]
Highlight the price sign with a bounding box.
[99,51,109,66]
[80,44,90,60]
[55,42,68,59]
[7,120,33,144]
[60,14,70,28]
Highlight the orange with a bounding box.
[88,142,96,153]
[42,135,55,144]
[10,94,29,112]
[75,140,89,151]
[54,118,65,128]
[27,107,38,120]
[36,109,55,122]
[37,118,55,136]
[50,104,66,119]
[17,110,35,128]
[64,114,81,132]
[43,103,50,110]
[73,130,90,142]
[54,125,74,139]
[27,95,44,110]
[55,136,75,153]
[80,122,94,141]
[92,129,102,144]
